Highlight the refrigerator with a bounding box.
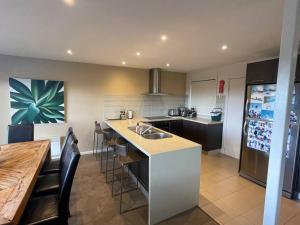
[239,83,300,199]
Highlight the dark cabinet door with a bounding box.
[246,59,278,84]
[182,120,207,147]
[169,120,183,136]
[182,120,223,151]
[152,121,170,132]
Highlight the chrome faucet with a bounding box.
[137,121,153,135]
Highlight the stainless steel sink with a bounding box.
[142,132,172,139]
[128,126,172,139]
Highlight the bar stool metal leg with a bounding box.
[93,132,96,155]
[100,140,104,171]
[120,166,124,214]
[111,156,116,197]
[105,146,109,183]
[96,133,99,160]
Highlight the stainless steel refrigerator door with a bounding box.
[283,83,300,195]
[240,84,276,184]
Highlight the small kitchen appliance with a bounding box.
[210,108,222,121]
[127,110,134,119]
[178,107,188,117]
[168,108,179,116]
[188,108,197,118]
[120,110,126,120]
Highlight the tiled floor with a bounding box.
[200,153,300,225]
[69,154,218,225]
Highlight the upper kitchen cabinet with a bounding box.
[272,56,300,82]
[246,55,300,84]
[295,56,300,83]
[246,58,278,84]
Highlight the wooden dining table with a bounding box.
[0,140,50,225]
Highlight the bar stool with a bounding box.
[111,137,147,214]
[102,129,117,182]
[93,121,103,158]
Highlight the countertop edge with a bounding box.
[104,120,201,157]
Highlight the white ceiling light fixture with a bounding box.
[67,49,73,55]
[161,35,168,41]
[166,63,170,67]
[136,52,141,56]
[64,0,75,7]
[122,61,126,65]
[221,45,228,50]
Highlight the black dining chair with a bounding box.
[34,131,78,196]
[40,127,78,175]
[20,142,81,225]
[8,123,34,143]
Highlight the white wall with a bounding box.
[187,62,247,158]
[0,54,186,153]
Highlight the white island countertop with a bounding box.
[104,118,201,156]
[104,118,201,225]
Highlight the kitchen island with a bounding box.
[104,119,201,225]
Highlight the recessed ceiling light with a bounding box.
[122,61,126,65]
[161,35,168,41]
[67,49,73,55]
[136,52,141,56]
[166,63,170,67]
[221,45,228,50]
[64,0,75,6]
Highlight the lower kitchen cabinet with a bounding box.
[169,120,183,136]
[183,120,223,150]
[128,119,223,191]
[150,121,170,132]
[152,119,223,151]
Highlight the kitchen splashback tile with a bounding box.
[103,95,186,119]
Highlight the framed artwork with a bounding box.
[9,77,65,124]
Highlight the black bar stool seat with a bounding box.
[102,128,118,182]
[111,137,147,214]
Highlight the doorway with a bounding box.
[223,77,245,159]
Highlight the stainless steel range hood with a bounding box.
[144,68,167,95]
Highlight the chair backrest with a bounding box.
[58,142,81,219]
[8,123,34,144]
[61,127,74,151]
[94,121,102,132]
[59,131,78,171]
[103,129,114,141]
[115,138,128,156]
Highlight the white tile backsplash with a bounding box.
[103,95,186,119]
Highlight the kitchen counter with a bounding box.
[105,118,200,156]
[104,118,201,225]
[142,116,223,125]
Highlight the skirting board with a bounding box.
[80,148,114,155]
[202,149,221,155]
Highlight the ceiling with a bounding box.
[0,0,284,72]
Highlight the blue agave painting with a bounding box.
[9,78,65,124]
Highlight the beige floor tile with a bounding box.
[284,212,300,225]
[202,203,233,225]
[200,152,300,225]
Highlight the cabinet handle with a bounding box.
[254,79,265,82]
[245,99,249,116]
[243,121,248,135]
